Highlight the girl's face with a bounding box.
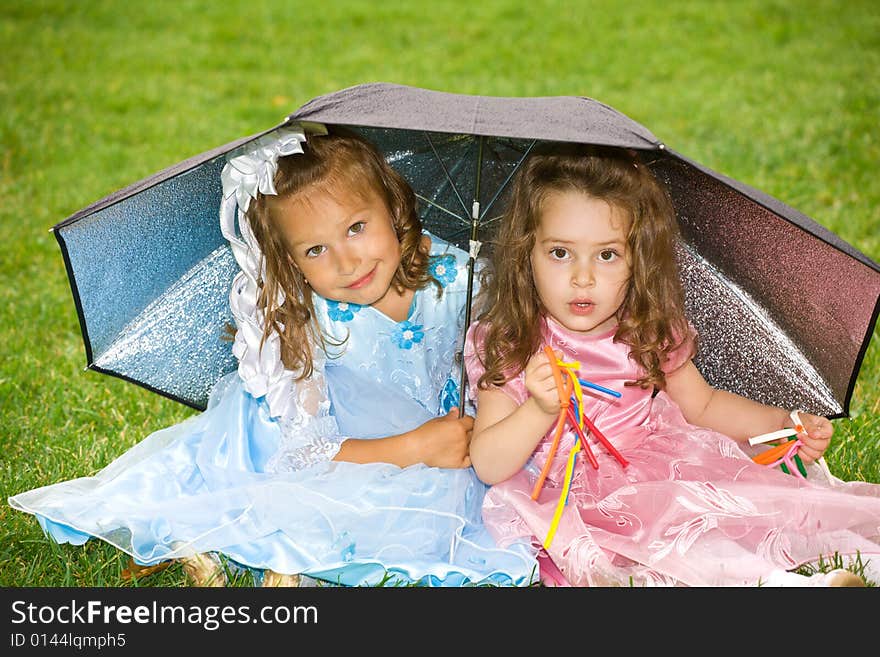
[273,184,402,307]
[530,190,631,335]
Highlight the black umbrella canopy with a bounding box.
[53,82,880,419]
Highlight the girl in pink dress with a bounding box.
[464,143,880,587]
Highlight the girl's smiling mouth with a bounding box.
[346,266,377,290]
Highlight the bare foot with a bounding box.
[180,553,226,587]
[262,570,301,587]
[824,569,866,587]
[121,558,172,582]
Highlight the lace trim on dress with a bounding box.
[263,349,347,472]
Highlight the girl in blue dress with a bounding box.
[8,124,539,587]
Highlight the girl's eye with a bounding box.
[305,245,326,258]
[598,249,618,262]
[549,247,568,260]
[348,221,365,236]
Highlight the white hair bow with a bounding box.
[218,122,328,420]
[220,125,326,280]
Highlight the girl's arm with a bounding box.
[267,351,472,471]
[334,408,473,469]
[469,351,563,484]
[663,359,832,463]
[469,391,558,484]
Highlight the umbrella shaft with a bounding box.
[458,256,476,418]
[457,137,484,419]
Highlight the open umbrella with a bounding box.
[53,82,880,420]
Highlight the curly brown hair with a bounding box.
[245,126,435,379]
[476,142,689,391]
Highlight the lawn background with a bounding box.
[1,0,878,587]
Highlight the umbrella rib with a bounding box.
[479,139,538,221]
[479,213,504,227]
[423,132,470,218]
[414,194,465,222]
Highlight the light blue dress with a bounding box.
[8,233,538,587]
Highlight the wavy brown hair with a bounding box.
[476,142,689,391]
[246,126,435,379]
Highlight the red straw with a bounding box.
[566,406,599,469]
[580,412,629,468]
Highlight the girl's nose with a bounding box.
[571,263,594,287]
[336,246,360,275]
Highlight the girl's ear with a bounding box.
[418,233,431,255]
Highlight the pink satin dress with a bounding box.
[464,317,880,586]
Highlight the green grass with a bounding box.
[1,0,878,587]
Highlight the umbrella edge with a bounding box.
[52,126,285,231]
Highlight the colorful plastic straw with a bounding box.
[577,378,622,399]
[531,346,627,548]
[749,410,808,478]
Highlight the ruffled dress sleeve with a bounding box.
[662,321,699,375]
[227,263,350,472]
[230,324,347,473]
[263,348,350,472]
[464,320,528,406]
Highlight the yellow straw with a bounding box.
[542,359,586,549]
[563,365,584,430]
[544,439,580,549]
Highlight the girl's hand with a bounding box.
[410,408,474,469]
[790,411,833,464]
[524,349,563,416]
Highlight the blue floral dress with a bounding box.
[8,233,538,587]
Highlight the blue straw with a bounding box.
[577,378,622,398]
[563,451,577,506]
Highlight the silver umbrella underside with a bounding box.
[54,84,880,418]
